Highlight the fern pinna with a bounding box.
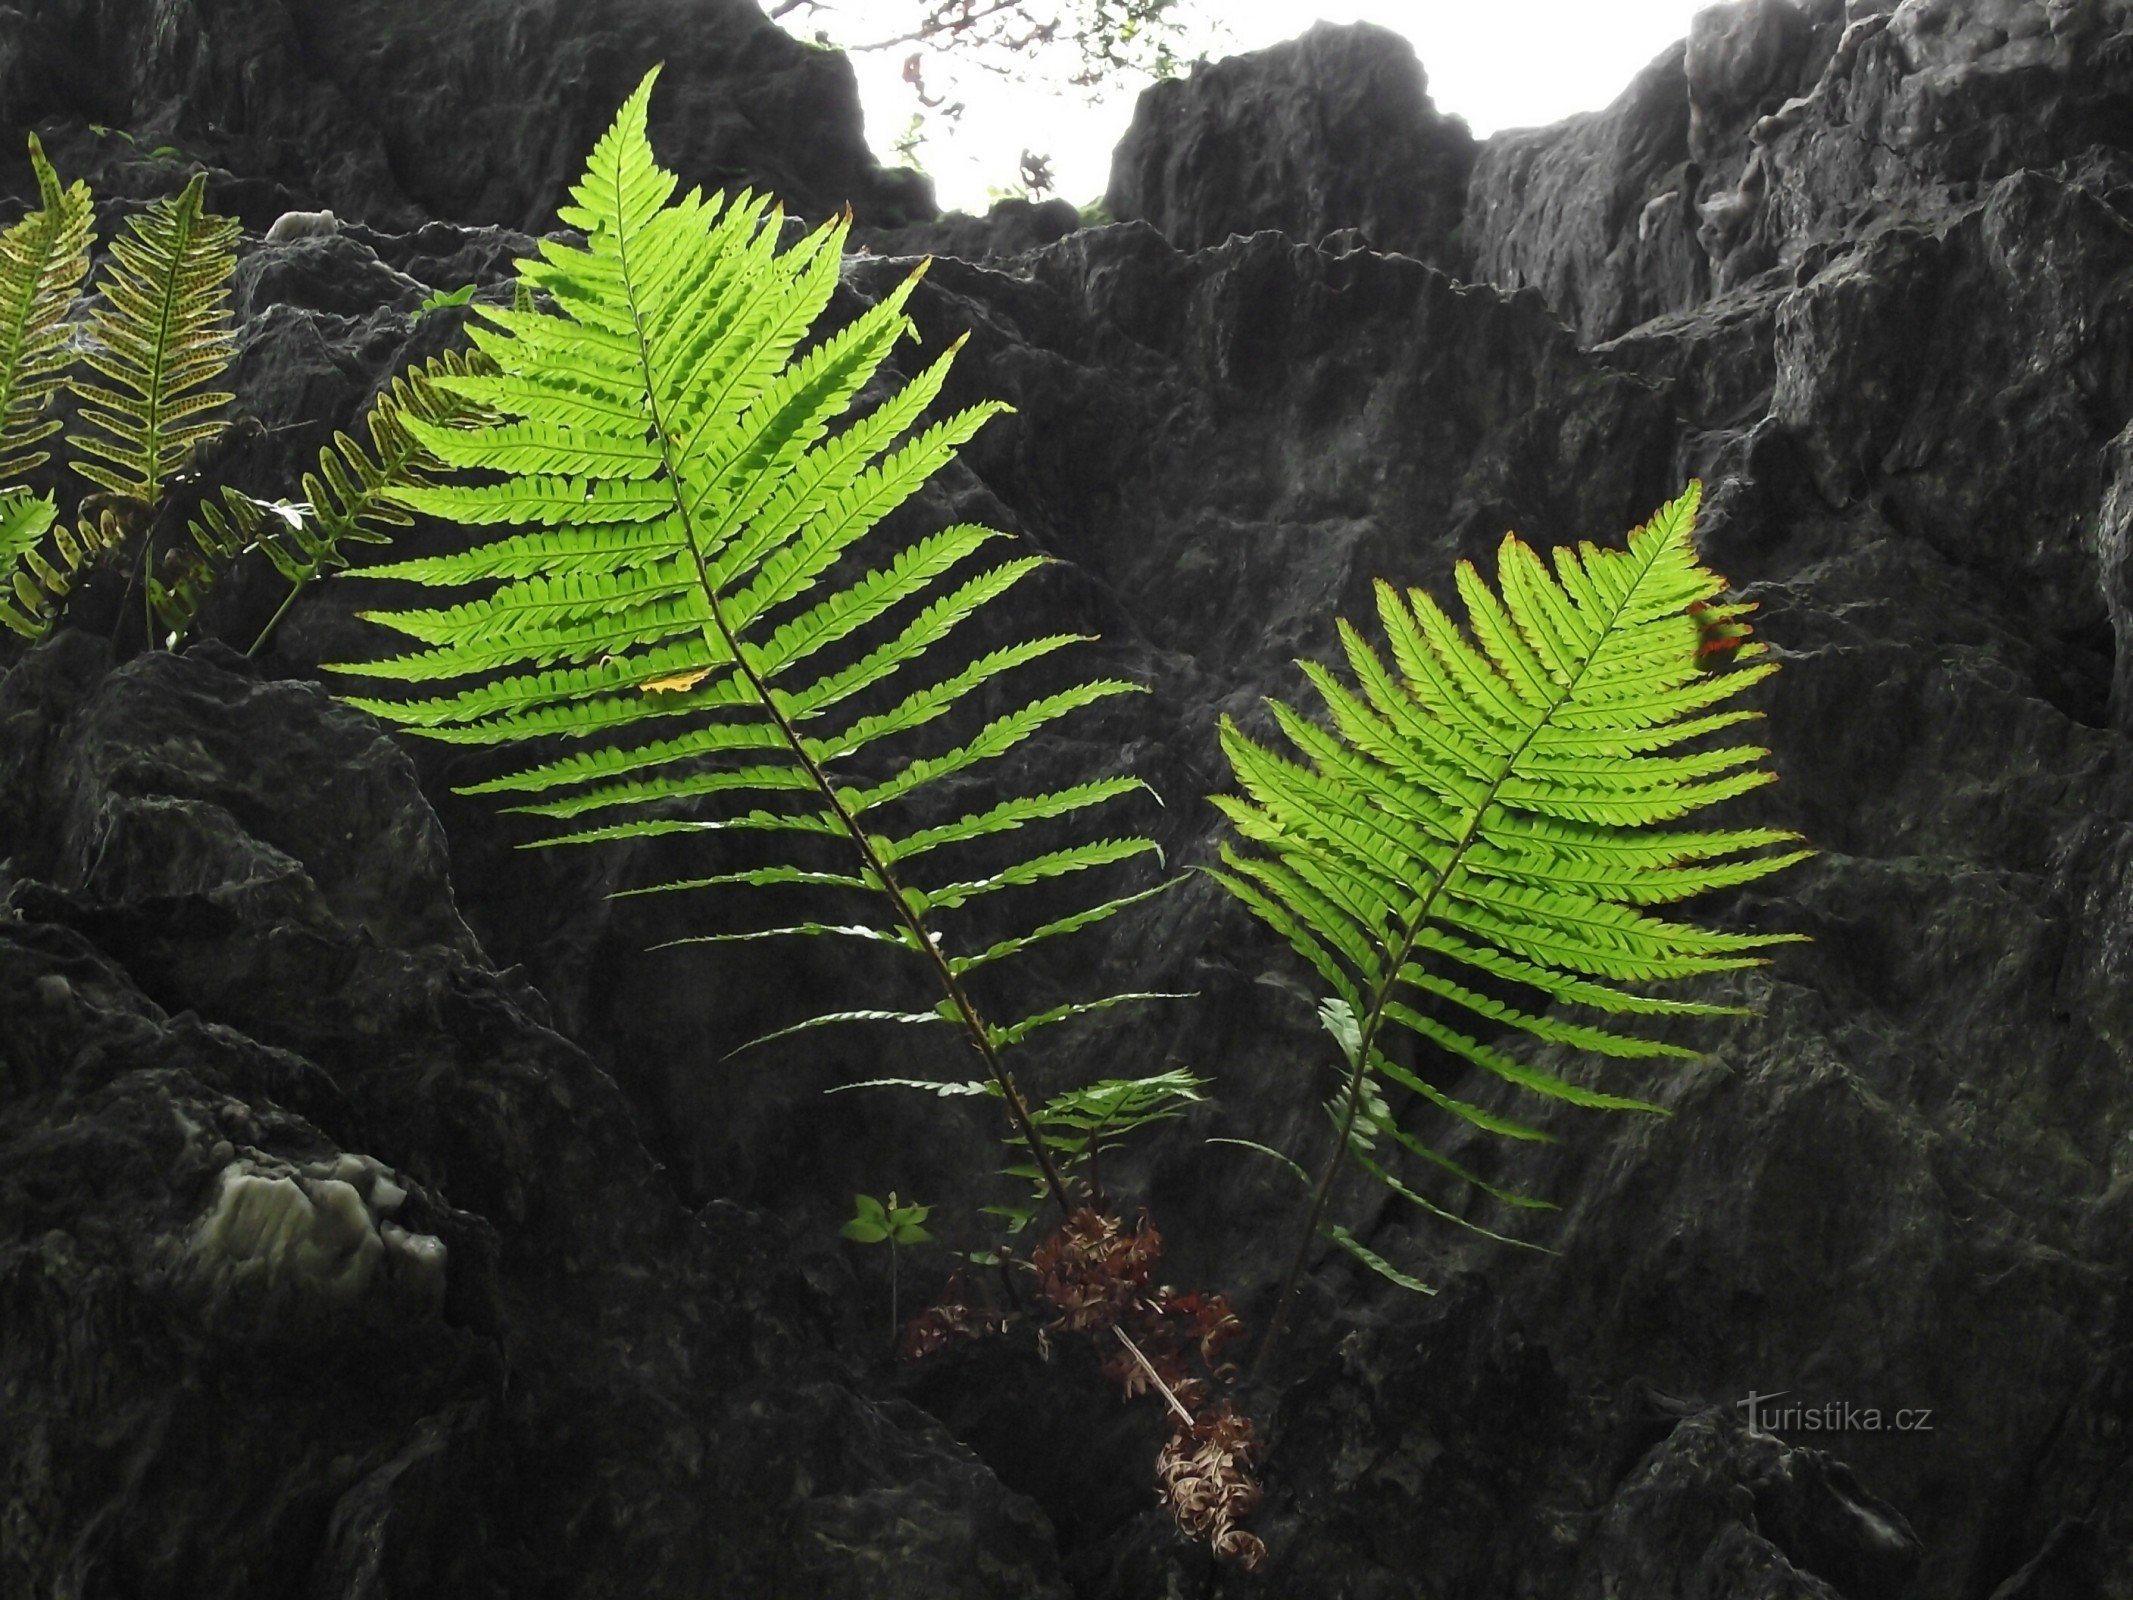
[329,69,1169,1209]
[1212,484,1807,1359]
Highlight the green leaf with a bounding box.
[831,1077,996,1098]
[419,283,480,315]
[1211,483,1806,1254]
[1324,1224,1435,1294]
[725,1007,952,1059]
[1208,1136,1311,1187]
[0,135,95,482]
[1319,996,1361,1066]
[841,1203,890,1245]
[329,72,1170,1241]
[66,169,238,510]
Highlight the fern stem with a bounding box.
[1248,531,1675,1382]
[1246,892,1428,1383]
[704,604,1072,1214]
[610,215,1074,1217]
[247,575,306,657]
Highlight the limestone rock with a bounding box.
[1104,21,1474,268]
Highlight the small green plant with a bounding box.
[416,283,478,316]
[841,1190,933,1340]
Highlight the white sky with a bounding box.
[777,2,1715,213]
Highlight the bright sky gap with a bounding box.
[774,2,1722,214]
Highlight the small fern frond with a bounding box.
[1217,484,1807,1322]
[0,135,94,483]
[67,171,239,509]
[332,68,1169,1215]
[0,486,58,635]
[0,496,125,640]
[839,1067,1209,1218]
[151,348,500,651]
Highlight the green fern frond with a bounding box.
[1216,483,1807,1312]
[150,348,500,651]
[67,171,238,509]
[0,486,58,635]
[0,498,125,639]
[0,135,94,483]
[331,68,1167,1213]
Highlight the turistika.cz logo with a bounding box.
[1738,1390,1935,1433]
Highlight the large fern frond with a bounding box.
[0,135,94,483]
[330,69,1166,1209]
[67,171,238,509]
[1214,484,1807,1304]
[151,348,500,651]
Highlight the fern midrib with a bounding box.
[131,213,193,506]
[601,180,1073,1213]
[1256,525,1679,1377]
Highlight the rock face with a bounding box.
[7,2,2133,1598]
[1105,21,1475,267]
[0,637,1067,1598]
[0,0,932,232]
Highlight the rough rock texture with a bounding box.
[868,196,1089,262]
[0,638,1067,1599]
[0,0,932,233]
[8,1,2133,1598]
[1105,21,1475,268]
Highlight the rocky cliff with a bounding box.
[5,2,2133,1597]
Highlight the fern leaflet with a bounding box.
[0,499,126,639]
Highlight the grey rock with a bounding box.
[0,0,934,233]
[867,196,1088,262]
[1463,39,1706,343]
[1105,21,1474,268]
[0,633,1068,1600]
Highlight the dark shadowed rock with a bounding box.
[1463,39,1705,342]
[0,0,934,233]
[867,195,1088,261]
[0,634,1068,1599]
[1105,22,1474,268]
